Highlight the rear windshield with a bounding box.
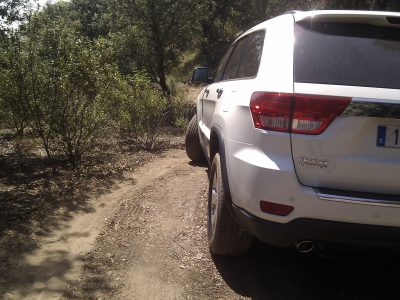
[294,21,400,89]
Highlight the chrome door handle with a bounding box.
[204,89,210,97]
[216,88,224,98]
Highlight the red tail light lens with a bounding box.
[250,92,292,132]
[291,95,351,134]
[250,92,351,135]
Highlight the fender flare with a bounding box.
[210,125,238,219]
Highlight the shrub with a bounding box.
[168,77,196,130]
[1,16,110,167]
[0,35,29,138]
[117,74,169,151]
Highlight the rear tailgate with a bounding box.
[291,13,400,195]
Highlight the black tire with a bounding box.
[185,115,206,163]
[208,153,252,255]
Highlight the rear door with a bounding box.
[291,17,400,195]
[198,45,233,157]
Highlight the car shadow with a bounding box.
[212,241,400,299]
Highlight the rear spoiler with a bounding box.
[293,10,400,27]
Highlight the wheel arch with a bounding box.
[210,125,233,206]
[210,125,249,237]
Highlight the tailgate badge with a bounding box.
[298,157,329,169]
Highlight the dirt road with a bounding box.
[66,149,240,299]
[3,149,400,299]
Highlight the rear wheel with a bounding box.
[185,115,205,163]
[208,153,252,255]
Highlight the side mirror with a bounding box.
[191,67,212,84]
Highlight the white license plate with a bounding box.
[377,126,400,148]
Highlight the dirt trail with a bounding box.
[4,150,197,299]
[67,149,239,299]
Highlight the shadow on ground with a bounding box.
[0,133,153,298]
[212,241,400,300]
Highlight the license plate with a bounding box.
[377,126,400,148]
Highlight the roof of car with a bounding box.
[291,10,400,19]
[237,10,400,42]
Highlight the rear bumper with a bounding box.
[233,205,400,248]
[224,137,400,228]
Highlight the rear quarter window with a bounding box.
[236,31,265,78]
[294,22,400,89]
[222,37,249,81]
[219,30,265,82]
[213,46,234,82]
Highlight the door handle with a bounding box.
[216,88,224,98]
[204,89,210,97]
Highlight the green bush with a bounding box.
[168,77,196,130]
[0,15,111,167]
[0,35,29,137]
[117,74,169,151]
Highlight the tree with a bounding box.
[0,34,29,138]
[1,10,112,167]
[0,0,28,35]
[69,0,109,39]
[116,73,169,150]
[107,0,199,95]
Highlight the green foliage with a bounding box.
[0,0,28,34]
[69,0,110,39]
[116,74,169,151]
[0,35,28,135]
[0,13,111,167]
[36,0,400,92]
[167,78,196,130]
[107,0,200,95]
[170,52,200,83]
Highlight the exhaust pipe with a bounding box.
[295,240,315,253]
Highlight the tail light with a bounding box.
[250,92,351,135]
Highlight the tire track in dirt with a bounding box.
[3,150,192,300]
[69,149,242,299]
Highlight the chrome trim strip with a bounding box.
[318,193,400,207]
[342,100,400,118]
[351,97,400,104]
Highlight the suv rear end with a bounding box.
[292,12,400,195]
[187,10,400,255]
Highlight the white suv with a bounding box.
[185,10,400,255]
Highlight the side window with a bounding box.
[214,30,265,82]
[236,31,265,78]
[222,37,248,81]
[213,46,234,82]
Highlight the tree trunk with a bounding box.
[158,68,170,96]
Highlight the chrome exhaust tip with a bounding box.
[295,240,315,253]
